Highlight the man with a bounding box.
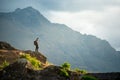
[34,37,39,52]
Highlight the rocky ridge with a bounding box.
[0,41,82,80]
[0,41,120,80]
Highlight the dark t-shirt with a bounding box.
[34,41,39,48]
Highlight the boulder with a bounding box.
[23,50,47,64]
[0,41,16,50]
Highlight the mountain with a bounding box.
[0,7,120,72]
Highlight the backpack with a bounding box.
[34,41,37,45]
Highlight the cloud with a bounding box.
[37,0,120,12]
[0,0,120,12]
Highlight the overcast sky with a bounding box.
[0,0,120,50]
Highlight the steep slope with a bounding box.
[0,42,83,80]
[0,42,120,80]
[0,7,120,72]
[0,41,47,65]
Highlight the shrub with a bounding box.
[60,68,69,77]
[20,53,41,70]
[74,68,87,74]
[0,60,9,70]
[60,62,71,77]
[61,62,71,70]
[82,75,98,80]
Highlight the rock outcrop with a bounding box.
[0,59,39,80]
[0,59,81,80]
[0,41,47,65]
[0,41,16,50]
[0,50,20,65]
[0,41,82,80]
[23,50,46,64]
[0,59,120,80]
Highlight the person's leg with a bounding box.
[35,47,36,52]
[35,46,37,52]
[36,46,39,52]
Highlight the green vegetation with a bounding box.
[59,62,90,79]
[60,62,71,77]
[61,62,71,70]
[0,60,9,70]
[82,75,98,80]
[74,68,87,74]
[20,53,41,70]
[60,68,69,77]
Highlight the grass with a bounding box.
[0,60,9,70]
[20,53,41,70]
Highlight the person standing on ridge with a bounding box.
[34,37,39,52]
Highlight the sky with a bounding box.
[0,0,120,50]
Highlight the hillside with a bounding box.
[0,41,81,80]
[0,7,120,72]
[0,41,47,66]
[0,42,120,80]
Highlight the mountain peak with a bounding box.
[14,6,39,14]
[22,7,38,12]
[24,6,34,10]
[13,7,50,26]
